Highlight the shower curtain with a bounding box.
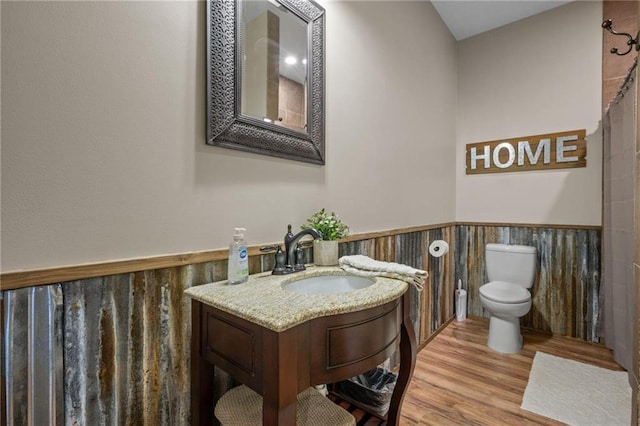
[599,61,637,376]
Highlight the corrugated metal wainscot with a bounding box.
[455,224,601,342]
[2,225,453,425]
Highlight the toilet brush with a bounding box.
[455,279,467,322]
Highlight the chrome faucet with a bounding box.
[284,224,321,273]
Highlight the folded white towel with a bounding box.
[340,264,426,289]
[339,255,427,291]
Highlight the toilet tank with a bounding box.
[485,243,537,288]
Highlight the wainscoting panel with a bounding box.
[3,226,454,425]
[2,264,223,425]
[2,285,64,426]
[64,268,193,425]
[455,225,601,342]
[2,224,600,425]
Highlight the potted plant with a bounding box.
[301,208,349,266]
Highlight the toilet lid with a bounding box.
[480,281,530,303]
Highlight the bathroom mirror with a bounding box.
[207,0,326,165]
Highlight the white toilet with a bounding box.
[479,243,537,354]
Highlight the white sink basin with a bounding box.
[284,275,375,295]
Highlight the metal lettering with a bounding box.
[465,129,586,175]
[556,135,579,162]
[518,138,551,165]
[493,142,515,168]
[470,146,490,169]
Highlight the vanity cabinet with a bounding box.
[190,289,416,425]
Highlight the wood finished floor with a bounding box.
[399,316,624,425]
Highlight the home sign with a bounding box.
[465,129,587,175]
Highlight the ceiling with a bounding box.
[431,0,572,41]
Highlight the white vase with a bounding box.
[313,240,339,266]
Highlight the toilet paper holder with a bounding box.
[429,240,449,258]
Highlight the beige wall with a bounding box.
[0,1,457,272]
[456,1,603,226]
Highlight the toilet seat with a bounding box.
[480,281,530,304]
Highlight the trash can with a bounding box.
[333,367,397,417]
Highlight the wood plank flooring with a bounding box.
[399,316,624,425]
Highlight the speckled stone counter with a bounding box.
[184,266,408,332]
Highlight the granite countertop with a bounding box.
[184,266,409,332]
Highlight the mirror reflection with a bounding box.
[240,0,308,133]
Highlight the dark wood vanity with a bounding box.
[190,289,416,425]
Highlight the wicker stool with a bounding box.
[215,385,356,426]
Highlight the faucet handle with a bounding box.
[294,247,306,271]
[260,245,287,275]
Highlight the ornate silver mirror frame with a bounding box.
[206,0,326,165]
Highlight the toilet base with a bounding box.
[487,315,523,354]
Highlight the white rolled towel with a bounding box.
[339,255,427,291]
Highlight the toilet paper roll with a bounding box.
[429,240,449,257]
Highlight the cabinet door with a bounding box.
[200,304,264,390]
[310,299,401,384]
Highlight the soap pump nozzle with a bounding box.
[234,227,246,241]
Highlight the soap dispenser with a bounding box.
[228,228,249,284]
